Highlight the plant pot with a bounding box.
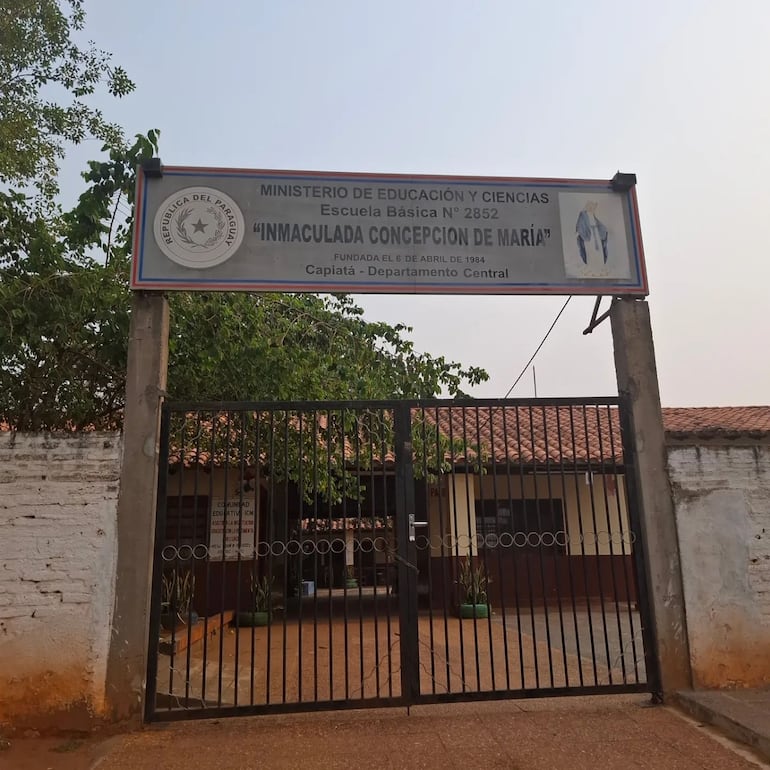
[236,611,271,627]
[345,578,358,589]
[459,603,489,619]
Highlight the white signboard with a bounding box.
[208,498,256,561]
[132,167,647,295]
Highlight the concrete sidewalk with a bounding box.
[677,689,770,765]
[2,694,768,770]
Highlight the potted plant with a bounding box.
[160,569,197,631]
[237,573,273,627]
[345,564,358,590]
[456,559,490,619]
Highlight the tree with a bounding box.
[0,0,134,203]
[0,135,488,432]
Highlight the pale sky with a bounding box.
[61,0,770,406]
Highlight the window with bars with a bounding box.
[475,498,566,550]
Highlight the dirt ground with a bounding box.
[152,604,642,714]
[1,695,766,770]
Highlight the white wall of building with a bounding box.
[0,433,121,727]
[669,443,770,688]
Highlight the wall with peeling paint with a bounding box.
[0,433,121,729]
[668,443,770,688]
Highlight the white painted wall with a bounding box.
[0,433,121,726]
[668,444,770,688]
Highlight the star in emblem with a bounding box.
[191,217,208,234]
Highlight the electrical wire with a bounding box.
[502,297,572,398]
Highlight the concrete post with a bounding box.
[105,292,169,722]
[610,297,692,695]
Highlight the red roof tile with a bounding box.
[164,404,770,469]
[662,406,770,439]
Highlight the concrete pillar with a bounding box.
[105,292,169,722]
[610,297,692,695]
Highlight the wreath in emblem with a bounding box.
[175,206,227,249]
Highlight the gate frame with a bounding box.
[142,394,662,722]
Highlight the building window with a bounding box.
[475,498,565,550]
[165,495,210,556]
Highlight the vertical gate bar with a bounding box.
[325,409,334,701]
[188,412,205,703]
[617,394,662,695]
[201,410,217,704]
[165,412,180,706]
[568,406,599,685]
[144,403,171,722]
[515,406,539,688]
[488,405,511,691]
[250,411,262,706]
[434,406,452,693]
[297,411,305,703]
[380,411,394,698]
[217,410,233,707]
[368,411,381,698]
[282,410,290,704]
[266,410,276,705]
[354,410,365,701]
[447,408,467,692]
[554,407,585,688]
[418,406,437,694]
[395,401,420,703]
[180,413,195,706]
[341,407,350,703]
[582,405,614,682]
[605,404,641,683]
[233,411,247,707]
[312,410,320,704]
[540,406,570,687]
[594,404,627,684]
[175,415,192,704]
[473,405,496,691]
[528,405,554,688]
[501,407,524,690]
[166,411,183,708]
[460,408,482,692]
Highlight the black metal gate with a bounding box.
[145,397,659,721]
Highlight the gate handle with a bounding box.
[408,513,428,541]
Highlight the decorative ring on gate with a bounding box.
[285,539,301,556]
[331,538,346,554]
[178,545,194,561]
[540,532,555,548]
[256,540,271,557]
[373,536,388,552]
[526,532,541,548]
[625,531,637,545]
[554,530,568,548]
[484,533,499,549]
[511,532,526,548]
[428,534,443,551]
[473,533,485,550]
[193,544,209,559]
[415,535,430,550]
[316,539,331,555]
[270,541,287,556]
[301,540,316,556]
[596,530,611,546]
[359,537,374,553]
[456,534,471,550]
[499,532,514,548]
[161,545,177,561]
